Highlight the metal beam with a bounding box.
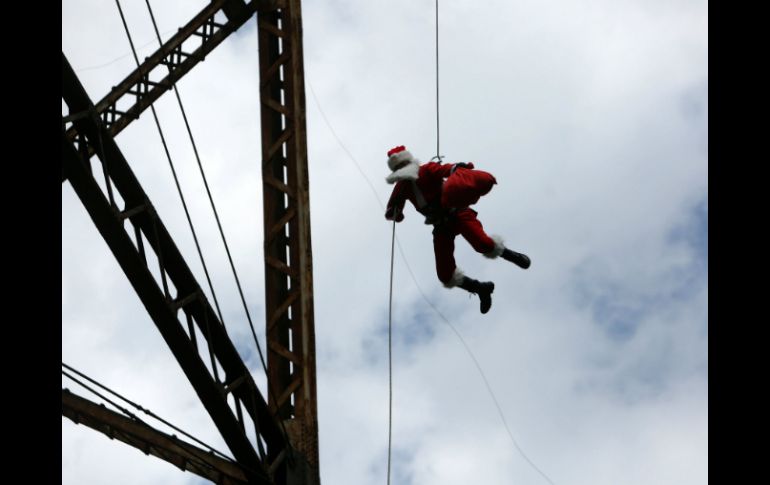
[65,0,282,145]
[62,389,253,484]
[62,52,290,481]
[257,1,319,483]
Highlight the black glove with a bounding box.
[385,206,404,222]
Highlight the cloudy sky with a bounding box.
[62,1,708,484]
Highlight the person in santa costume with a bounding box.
[384,145,531,314]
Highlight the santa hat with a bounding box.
[387,145,417,171]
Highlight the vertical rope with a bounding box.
[435,0,441,159]
[387,1,438,481]
[387,218,396,485]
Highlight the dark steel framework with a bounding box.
[62,389,251,484]
[257,2,319,483]
[64,0,278,144]
[62,0,319,483]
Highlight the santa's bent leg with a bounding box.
[433,224,494,314]
[456,209,531,269]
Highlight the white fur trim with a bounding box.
[443,268,465,288]
[483,235,505,259]
[385,161,420,184]
[387,149,416,171]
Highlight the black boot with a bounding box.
[458,277,495,314]
[502,248,531,269]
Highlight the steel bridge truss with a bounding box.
[62,0,318,483]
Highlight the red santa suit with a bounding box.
[384,152,504,288]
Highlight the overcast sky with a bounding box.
[62,1,708,484]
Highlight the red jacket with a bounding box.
[385,161,454,222]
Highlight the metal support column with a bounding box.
[257,0,319,483]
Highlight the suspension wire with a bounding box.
[61,362,236,463]
[62,370,143,424]
[307,84,382,202]
[113,0,228,332]
[307,79,558,485]
[140,0,294,451]
[435,0,441,160]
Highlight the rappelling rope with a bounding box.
[388,2,442,483]
[386,216,397,485]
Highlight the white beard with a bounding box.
[385,162,420,184]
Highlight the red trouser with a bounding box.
[433,208,496,284]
